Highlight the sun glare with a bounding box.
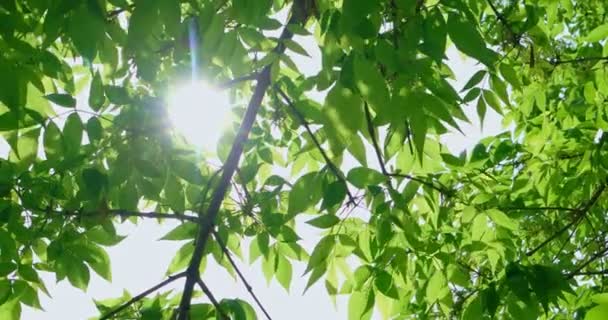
[167,80,231,151]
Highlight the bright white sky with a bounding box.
[9,15,505,320]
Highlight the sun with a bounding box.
[167,80,232,152]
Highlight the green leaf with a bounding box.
[89,72,105,111]
[288,172,320,216]
[422,8,447,62]
[347,167,386,188]
[348,289,375,320]
[426,270,447,303]
[353,55,390,116]
[486,209,518,231]
[482,285,500,316]
[591,293,608,305]
[585,305,608,320]
[43,121,63,161]
[86,117,103,142]
[75,243,112,282]
[323,85,364,145]
[0,297,20,320]
[276,255,293,291]
[461,70,487,92]
[127,1,158,49]
[66,259,90,290]
[482,89,502,115]
[306,214,340,229]
[167,241,195,274]
[305,235,335,274]
[63,113,83,158]
[160,222,198,241]
[105,86,131,105]
[585,23,608,42]
[321,180,347,210]
[44,93,76,108]
[284,39,310,57]
[81,168,108,199]
[69,2,105,61]
[374,270,399,299]
[447,13,497,66]
[462,294,483,320]
[506,263,531,302]
[476,96,487,125]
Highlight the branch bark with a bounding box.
[195,277,227,319]
[363,103,450,195]
[175,3,311,318]
[275,86,357,205]
[526,182,607,256]
[100,272,187,320]
[212,231,272,320]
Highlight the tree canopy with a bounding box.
[1,0,608,319]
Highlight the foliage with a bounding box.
[1,0,608,319]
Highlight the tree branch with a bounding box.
[570,269,608,276]
[568,245,608,279]
[212,230,272,320]
[363,103,450,195]
[218,73,258,89]
[176,3,311,318]
[526,182,607,256]
[499,206,578,212]
[100,271,187,320]
[485,0,518,43]
[195,277,227,320]
[275,86,357,205]
[51,208,199,223]
[550,56,608,66]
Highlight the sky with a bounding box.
[8,14,507,320]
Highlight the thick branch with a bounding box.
[275,86,357,205]
[176,3,310,318]
[526,182,607,256]
[100,272,187,320]
[212,231,273,320]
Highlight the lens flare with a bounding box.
[167,81,231,151]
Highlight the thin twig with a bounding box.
[499,206,577,212]
[363,103,388,175]
[526,182,607,256]
[275,86,357,205]
[363,103,450,195]
[568,245,608,279]
[570,269,608,276]
[176,3,311,318]
[106,4,135,20]
[550,56,608,66]
[486,0,518,43]
[195,277,227,319]
[218,73,258,89]
[212,231,273,320]
[100,272,187,320]
[51,209,199,223]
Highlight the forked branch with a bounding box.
[175,2,312,318]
